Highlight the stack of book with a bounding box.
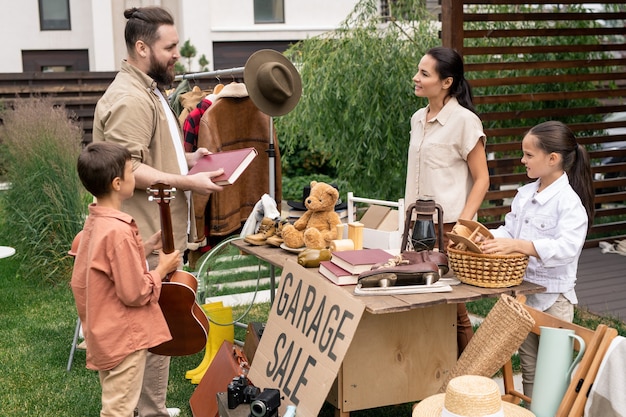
[318,248,393,286]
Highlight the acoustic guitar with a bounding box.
[147,183,209,356]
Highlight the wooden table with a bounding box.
[231,239,545,416]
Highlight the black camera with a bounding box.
[249,388,281,417]
[227,376,260,409]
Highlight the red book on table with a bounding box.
[330,248,393,275]
[319,261,359,286]
[187,147,258,185]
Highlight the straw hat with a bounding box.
[413,375,535,417]
[244,49,302,116]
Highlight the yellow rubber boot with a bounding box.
[184,302,224,380]
[190,305,235,384]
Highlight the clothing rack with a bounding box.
[175,66,276,200]
[174,66,244,81]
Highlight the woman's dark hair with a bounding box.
[124,6,174,55]
[77,142,131,198]
[426,47,476,114]
[527,121,595,228]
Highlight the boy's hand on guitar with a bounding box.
[144,230,163,256]
[155,249,181,280]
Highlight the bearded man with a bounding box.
[92,6,224,417]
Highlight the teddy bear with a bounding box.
[282,181,343,249]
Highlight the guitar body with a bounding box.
[147,183,210,356]
[149,271,210,356]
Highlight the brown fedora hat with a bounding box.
[244,49,302,117]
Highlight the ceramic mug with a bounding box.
[530,326,586,417]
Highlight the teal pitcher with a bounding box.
[530,326,586,417]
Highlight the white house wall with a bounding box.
[0,0,358,73]
[0,0,94,72]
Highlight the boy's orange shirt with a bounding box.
[71,203,171,370]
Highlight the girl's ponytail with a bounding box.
[568,144,595,229]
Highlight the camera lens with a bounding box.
[250,400,267,417]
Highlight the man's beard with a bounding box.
[148,55,175,87]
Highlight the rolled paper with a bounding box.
[330,239,355,252]
[348,222,364,250]
[336,223,345,239]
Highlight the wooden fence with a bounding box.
[0,71,116,145]
[442,0,626,246]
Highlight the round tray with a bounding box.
[447,247,529,288]
[280,243,306,253]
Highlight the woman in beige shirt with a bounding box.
[405,47,490,355]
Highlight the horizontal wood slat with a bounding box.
[473,88,626,106]
[471,72,626,88]
[463,43,626,56]
[465,0,626,4]
[464,12,626,22]
[466,58,626,72]
[466,27,626,38]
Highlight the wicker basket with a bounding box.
[447,247,529,288]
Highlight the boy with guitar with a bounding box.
[71,142,181,416]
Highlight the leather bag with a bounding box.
[190,340,250,417]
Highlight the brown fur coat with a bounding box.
[194,94,282,241]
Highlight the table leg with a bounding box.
[269,264,276,303]
[335,409,349,417]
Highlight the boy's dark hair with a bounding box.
[124,6,174,54]
[77,142,131,198]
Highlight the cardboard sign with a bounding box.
[247,260,365,417]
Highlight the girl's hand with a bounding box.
[482,238,538,257]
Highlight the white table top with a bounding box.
[0,246,16,259]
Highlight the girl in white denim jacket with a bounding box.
[481,121,595,400]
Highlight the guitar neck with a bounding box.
[158,201,175,255]
[148,182,176,255]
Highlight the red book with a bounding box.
[329,248,393,275]
[187,147,258,185]
[319,261,359,286]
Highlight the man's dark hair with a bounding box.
[123,6,174,54]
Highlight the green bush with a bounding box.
[0,98,88,286]
[277,0,438,201]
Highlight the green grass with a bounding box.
[2,249,624,416]
[0,251,412,416]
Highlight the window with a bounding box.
[22,50,89,72]
[39,0,71,30]
[254,0,284,24]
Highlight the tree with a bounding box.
[277,0,438,201]
[198,54,209,72]
[180,39,197,73]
